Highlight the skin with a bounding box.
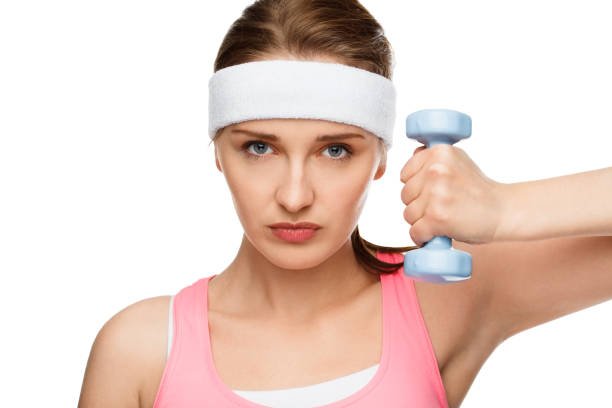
[209,117,387,322]
[79,55,477,408]
[78,54,612,408]
[209,52,389,322]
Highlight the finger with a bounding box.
[409,216,434,248]
[402,191,426,226]
[399,146,428,183]
[400,166,427,206]
[414,146,427,155]
[401,164,436,226]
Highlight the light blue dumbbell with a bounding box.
[403,109,472,284]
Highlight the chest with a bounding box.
[208,286,384,390]
[141,279,486,408]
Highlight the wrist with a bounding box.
[493,182,524,242]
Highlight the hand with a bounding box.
[399,144,507,247]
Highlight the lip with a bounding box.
[269,226,319,242]
[268,222,321,230]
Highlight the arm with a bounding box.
[495,166,612,241]
[466,166,612,342]
[78,296,170,408]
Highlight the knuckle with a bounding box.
[403,206,414,224]
[400,188,407,204]
[427,202,448,223]
[400,187,411,205]
[430,183,450,201]
[409,231,418,246]
[427,163,450,177]
[403,203,420,225]
[399,165,409,182]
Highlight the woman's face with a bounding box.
[214,118,386,269]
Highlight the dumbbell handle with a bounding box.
[421,139,453,251]
[403,109,472,283]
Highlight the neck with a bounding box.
[210,234,379,322]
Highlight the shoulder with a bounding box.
[97,295,171,360]
[79,296,171,407]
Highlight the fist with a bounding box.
[399,144,506,247]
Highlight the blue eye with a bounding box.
[241,141,353,162]
[244,141,272,157]
[323,144,352,160]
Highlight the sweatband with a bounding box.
[208,59,397,149]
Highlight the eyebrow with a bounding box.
[230,128,365,142]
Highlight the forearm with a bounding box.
[495,166,612,241]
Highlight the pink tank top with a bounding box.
[153,250,449,408]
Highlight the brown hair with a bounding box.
[210,0,418,274]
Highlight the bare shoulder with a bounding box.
[78,295,171,408]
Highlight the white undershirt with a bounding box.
[232,364,379,407]
[167,295,380,407]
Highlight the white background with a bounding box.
[1,0,611,406]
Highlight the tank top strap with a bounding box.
[153,276,223,407]
[154,256,449,408]
[376,250,449,408]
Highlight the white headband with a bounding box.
[208,59,396,149]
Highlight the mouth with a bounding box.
[268,222,321,229]
[268,222,321,243]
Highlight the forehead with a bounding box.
[227,118,375,142]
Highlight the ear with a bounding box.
[374,163,386,180]
[373,146,387,180]
[214,144,222,173]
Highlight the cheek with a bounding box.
[320,171,371,219]
[223,167,276,226]
[237,182,272,206]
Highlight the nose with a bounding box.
[275,161,314,213]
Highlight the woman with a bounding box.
[78,1,612,407]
